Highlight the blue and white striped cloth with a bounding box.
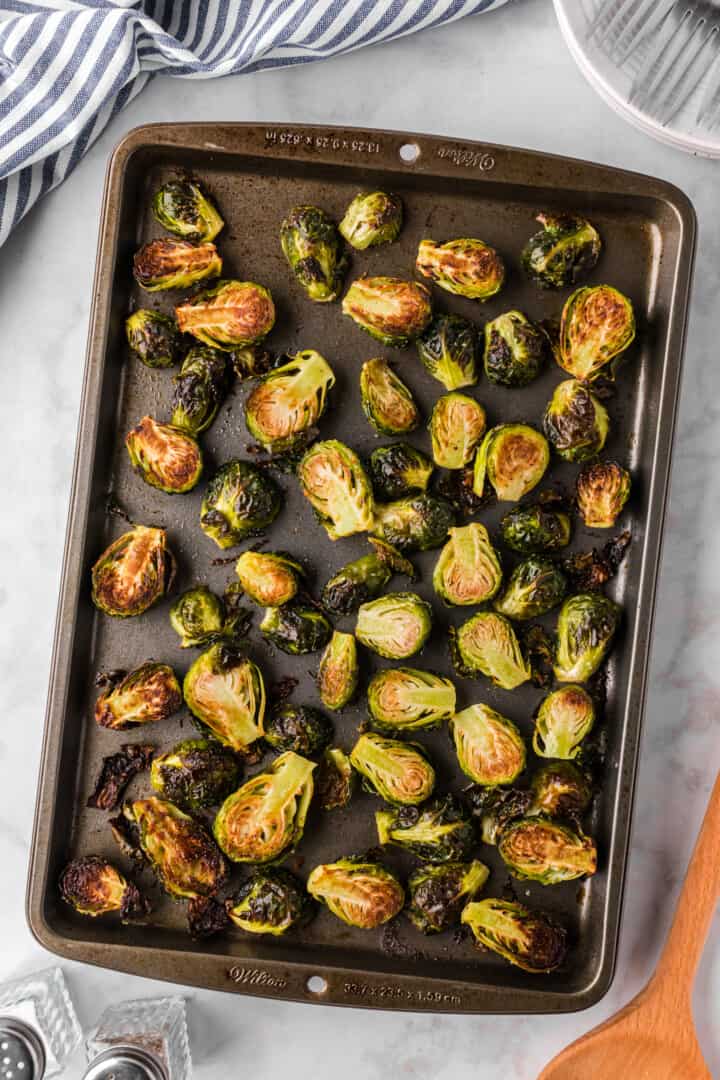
[0,0,508,247]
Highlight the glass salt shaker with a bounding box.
[83,996,192,1080]
[0,967,82,1079]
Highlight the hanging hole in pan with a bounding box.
[306,974,328,995]
[399,142,420,164]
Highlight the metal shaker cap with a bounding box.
[0,1016,47,1080]
[82,1045,169,1080]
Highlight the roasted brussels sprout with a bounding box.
[433,523,502,607]
[260,604,332,655]
[200,460,282,549]
[321,537,414,614]
[339,191,403,249]
[231,345,278,380]
[150,739,240,812]
[367,667,456,732]
[576,461,631,528]
[265,705,333,755]
[356,592,432,659]
[126,415,202,494]
[416,313,479,390]
[226,869,311,935]
[176,280,275,349]
[184,645,266,753]
[170,586,225,648]
[372,493,454,552]
[533,684,595,759]
[213,751,315,863]
[429,392,486,469]
[498,816,597,884]
[133,238,222,291]
[235,550,302,607]
[316,747,354,810]
[125,309,182,368]
[87,744,154,811]
[451,704,526,786]
[307,857,404,928]
[369,442,433,500]
[244,350,335,453]
[530,762,592,821]
[500,501,572,554]
[59,857,149,920]
[467,785,533,845]
[170,346,229,435]
[543,379,609,463]
[483,311,547,387]
[558,284,636,381]
[342,276,432,347]
[350,732,435,806]
[493,557,567,621]
[91,526,175,618]
[376,793,475,863]
[152,178,224,242]
[317,630,359,710]
[298,439,375,540]
[554,592,621,682]
[521,213,601,290]
[94,662,181,730]
[473,424,550,502]
[280,205,347,303]
[451,611,531,690]
[360,358,420,435]
[562,532,631,592]
[416,238,504,300]
[461,898,567,973]
[407,860,489,934]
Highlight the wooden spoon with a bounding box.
[539,771,720,1080]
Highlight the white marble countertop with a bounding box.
[1,1,718,1076]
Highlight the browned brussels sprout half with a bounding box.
[265,705,333,755]
[87,744,154,812]
[359,358,420,435]
[433,523,502,606]
[125,309,182,368]
[576,460,631,528]
[152,178,224,242]
[451,611,531,690]
[451,704,526,786]
[372,493,454,552]
[171,346,230,435]
[416,313,479,390]
[530,761,592,821]
[235,550,302,607]
[298,440,375,540]
[176,280,275,349]
[533,685,595,759]
[91,526,175,618]
[260,604,332,655]
[226,869,311,935]
[554,593,621,683]
[407,860,489,934]
[416,237,504,300]
[213,750,315,863]
[356,592,432,659]
[133,238,222,292]
[317,630,359,710]
[316,747,354,811]
[494,557,567,620]
[151,739,241,812]
[59,856,149,920]
[321,537,414,615]
[429,392,486,469]
[376,793,475,863]
[498,816,597,884]
[245,350,335,453]
[461,898,567,973]
[183,644,266,753]
[543,379,609,463]
[342,276,432,346]
[369,443,433,500]
[473,424,550,502]
[307,857,404,928]
[500,501,572,554]
[94,662,181,730]
[483,311,547,387]
[280,205,347,302]
[367,667,456,732]
[200,460,282,549]
[558,285,635,381]
[339,190,403,250]
[521,213,601,290]
[350,732,435,806]
[169,586,227,648]
[126,415,202,494]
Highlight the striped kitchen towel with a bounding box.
[0,0,508,247]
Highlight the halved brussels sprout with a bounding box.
[451,704,526,786]
[483,311,547,387]
[367,667,456,732]
[125,309,182,368]
[280,205,347,302]
[530,761,592,821]
[298,439,375,540]
[170,586,225,648]
[473,424,550,502]
[245,350,336,453]
[91,526,175,618]
[493,557,567,621]
[369,443,433,500]
[350,732,435,806]
[416,313,479,390]
[94,662,181,730]
[432,523,502,606]
[184,644,266,753]
[59,856,149,920]
[265,705,333,755]
[407,860,489,934]
[576,461,631,528]
[558,285,635,381]
[543,379,609,463]
[339,191,403,249]
[342,276,432,347]
[500,501,572,554]
[152,178,224,242]
[416,238,504,300]
[467,785,533,846]
[171,346,230,435]
[125,415,202,494]
[317,630,359,710]
[376,793,475,863]
[498,816,597,884]
[321,537,415,614]
[150,739,241,811]
[429,392,486,470]
[176,280,275,349]
[87,744,154,812]
[213,750,315,863]
[260,604,332,655]
[372,493,455,552]
[133,238,222,292]
[533,685,595,759]
[200,460,282,549]
[451,611,531,690]
[307,857,404,928]
[554,593,621,682]
[461,898,567,973]
[316,747,354,811]
[235,551,302,607]
[360,358,420,435]
[356,592,432,659]
[521,213,601,290]
[226,869,311,935]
